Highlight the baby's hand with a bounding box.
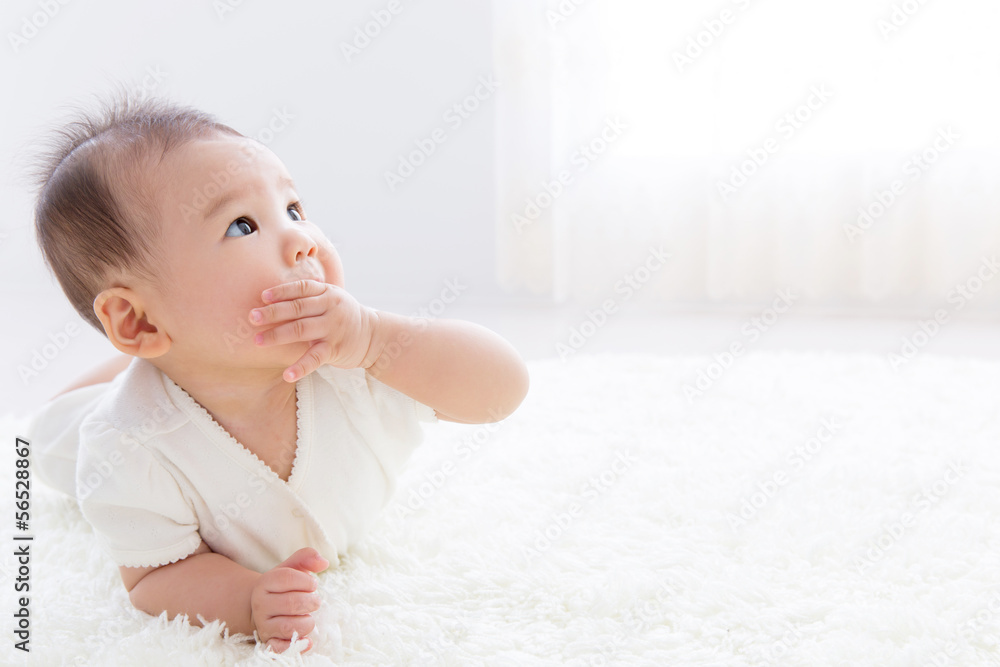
[250,280,379,381]
[250,547,329,653]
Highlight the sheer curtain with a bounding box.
[493,0,1000,314]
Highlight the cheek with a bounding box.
[208,281,274,352]
[308,228,343,284]
[326,255,345,287]
[319,244,345,286]
[183,273,265,332]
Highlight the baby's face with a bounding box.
[140,133,345,372]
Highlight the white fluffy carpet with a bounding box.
[4,351,1000,666]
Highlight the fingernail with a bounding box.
[251,310,262,323]
[263,290,273,302]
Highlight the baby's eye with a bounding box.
[288,203,305,221]
[225,218,257,237]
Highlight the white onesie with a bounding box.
[25,357,437,573]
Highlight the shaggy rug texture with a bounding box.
[3,351,1000,666]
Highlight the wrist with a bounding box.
[359,308,384,371]
[361,310,415,376]
[247,574,264,640]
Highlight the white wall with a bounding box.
[6,1,997,419]
[0,0,515,415]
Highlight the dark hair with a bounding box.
[25,87,243,335]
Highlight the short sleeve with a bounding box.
[367,374,438,425]
[77,420,202,568]
[318,365,438,425]
[25,382,111,499]
[316,366,437,483]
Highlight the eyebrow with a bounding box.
[202,176,298,222]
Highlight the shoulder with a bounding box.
[79,358,189,457]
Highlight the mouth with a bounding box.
[289,264,325,284]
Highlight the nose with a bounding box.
[282,223,318,266]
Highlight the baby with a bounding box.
[25,92,529,653]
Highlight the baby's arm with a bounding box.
[121,541,326,652]
[250,281,528,422]
[361,312,530,424]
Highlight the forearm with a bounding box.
[362,311,529,423]
[50,353,132,400]
[129,553,260,637]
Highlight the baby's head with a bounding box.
[30,91,344,374]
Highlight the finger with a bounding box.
[259,617,316,653]
[260,568,320,595]
[260,590,321,616]
[278,547,331,573]
[265,635,311,654]
[268,614,317,639]
[282,341,333,383]
[255,316,329,348]
[250,294,326,326]
[265,638,289,653]
[265,635,313,654]
[262,280,325,305]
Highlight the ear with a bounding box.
[93,287,171,358]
